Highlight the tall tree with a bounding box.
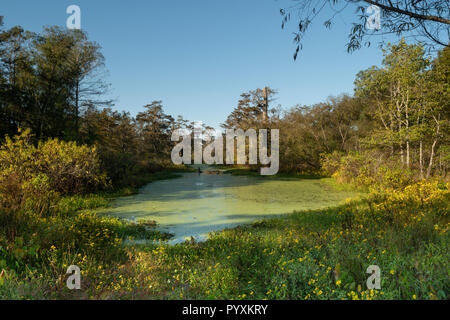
[422,46,450,177]
[136,101,174,162]
[222,87,277,130]
[0,26,109,141]
[65,29,110,140]
[79,107,139,184]
[354,40,449,176]
[0,26,35,137]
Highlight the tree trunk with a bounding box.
[419,140,424,179]
[426,114,441,179]
[405,99,410,168]
[75,78,80,140]
[426,139,437,179]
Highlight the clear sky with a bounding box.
[1,0,401,129]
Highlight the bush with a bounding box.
[0,129,108,215]
[38,138,108,195]
[322,151,415,189]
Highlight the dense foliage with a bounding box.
[0,26,193,186]
[223,42,449,181]
[0,129,107,218]
[0,19,448,300]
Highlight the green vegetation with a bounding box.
[0,15,448,300]
[135,181,447,300]
[222,41,449,178]
[0,166,177,299]
[1,179,447,300]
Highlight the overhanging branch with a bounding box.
[363,0,450,25]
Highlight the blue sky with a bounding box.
[1,0,400,129]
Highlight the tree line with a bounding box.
[0,25,200,186]
[1,22,448,186]
[223,41,449,182]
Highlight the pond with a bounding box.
[101,168,358,244]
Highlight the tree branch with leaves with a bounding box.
[280,0,450,59]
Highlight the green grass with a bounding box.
[121,189,447,300]
[0,175,448,300]
[0,169,183,299]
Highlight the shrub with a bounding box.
[38,138,108,195]
[322,151,415,189]
[0,129,108,215]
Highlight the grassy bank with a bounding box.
[57,169,189,213]
[213,165,323,179]
[0,169,188,298]
[1,175,448,300]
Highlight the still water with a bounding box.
[102,170,357,244]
